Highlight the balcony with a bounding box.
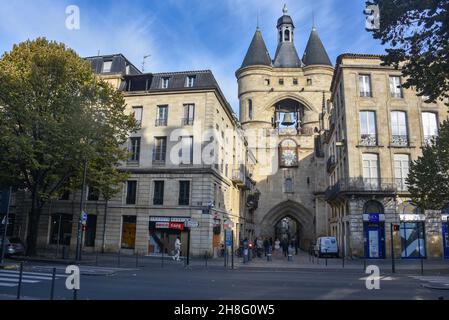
[325,178,401,201]
[265,127,314,137]
[391,135,409,147]
[232,168,245,186]
[327,155,337,173]
[424,135,437,146]
[360,134,377,147]
[182,118,194,126]
[155,119,167,127]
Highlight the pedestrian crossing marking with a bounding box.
[0,270,62,288]
[359,276,396,281]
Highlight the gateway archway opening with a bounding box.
[274,216,300,246]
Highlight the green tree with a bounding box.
[0,38,136,255]
[407,120,449,210]
[367,0,449,104]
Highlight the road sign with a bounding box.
[225,230,233,248]
[393,224,400,231]
[185,219,199,228]
[81,212,88,226]
[224,220,234,230]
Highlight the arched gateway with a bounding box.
[259,200,315,250]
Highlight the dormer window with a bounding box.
[186,76,196,88]
[161,77,170,89]
[102,60,112,73]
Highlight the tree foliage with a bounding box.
[367,0,449,104]
[407,121,449,210]
[0,38,136,255]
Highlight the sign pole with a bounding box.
[187,227,191,266]
[390,223,395,273]
[0,187,12,264]
[76,158,88,261]
[231,230,234,270]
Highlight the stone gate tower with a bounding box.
[236,5,334,249]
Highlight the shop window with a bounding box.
[49,214,73,246]
[121,216,137,249]
[400,222,426,258]
[84,215,97,247]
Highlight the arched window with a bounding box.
[279,139,298,167]
[364,200,384,214]
[248,99,253,120]
[284,29,290,42]
[284,178,294,193]
[397,201,422,215]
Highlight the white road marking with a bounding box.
[0,270,64,277]
[0,282,17,287]
[0,273,56,281]
[0,277,39,283]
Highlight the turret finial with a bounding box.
[283,4,288,15]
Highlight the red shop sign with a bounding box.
[169,222,185,231]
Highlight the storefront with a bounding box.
[442,205,449,259]
[363,201,386,259]
[399,214,426,259]
[148,217,189,256]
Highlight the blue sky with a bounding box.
[0,0,385,111]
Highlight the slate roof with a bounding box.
[85,54,141,76]
[277,15,294,28]
[241,29,272,68]
[302,28,332,66]
[273,42,303,68]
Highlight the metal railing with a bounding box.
[360,134,377,146]
[325,178,401,200]
[391,135,409,147]
[155,119,168,127]
[182,118,194,126]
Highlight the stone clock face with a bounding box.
[281,149,297,167]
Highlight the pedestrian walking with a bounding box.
[173,236,182,261]
[257,237,263,258]
[274,238,281,257]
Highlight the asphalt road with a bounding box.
[0,261,448,300]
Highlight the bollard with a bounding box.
[50,267,56,300]
[288,254,293,262]
[16,262,24,300]
[136,252,139,268]
[421,257,424,275]
[342,257,345,268]
[205,251,208,268]
[267,253,272,262]
[73,289,77,300]
[96,251,99,267]
[363,258,367,271]
[161,246,164,268]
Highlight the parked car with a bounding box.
[313,237,339,258]
[0,238,26,257]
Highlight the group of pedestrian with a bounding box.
[250,236,299,259]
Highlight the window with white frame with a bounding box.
[359,111,377,146]
[129,137,141,162]
[179,136,194,165]
[156,105,168,126]
[362,153,379,187]
[394,154,410,191]
[422,112,438,144]
[359,74,372,97]
[183,104,195,125]
[102,60,112,73]
[389,76,403,98]
[391,111,408,146]
[161,77,170,89]
[132,106,143,127]
[186,76,196,88]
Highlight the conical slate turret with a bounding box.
[302,27,332,66]
[241,28,272,68]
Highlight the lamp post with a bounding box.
[75,158,88,261]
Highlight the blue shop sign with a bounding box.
[368,213,380,222]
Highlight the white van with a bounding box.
[313,237,339,258]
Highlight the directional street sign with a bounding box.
[81,212,88,225]
[185,219,199,228]
[225,230,233,248]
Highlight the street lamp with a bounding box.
[75,158,88,261]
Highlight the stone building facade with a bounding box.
[5,6,449,259]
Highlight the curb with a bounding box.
[422,284,449,291]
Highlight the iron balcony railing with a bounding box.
[325,178,405,201]
[182,118,194,126]
[155,119,168,127]
[360,134,377,146]
[391,135,409,147]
